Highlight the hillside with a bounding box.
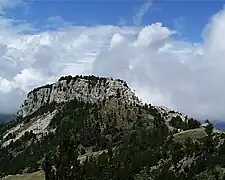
[0,75,225,180]
[2,171,44,180]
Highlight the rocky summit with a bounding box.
[0,75,225,180]
[19,75,141,118]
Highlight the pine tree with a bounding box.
[42,153,54,180]
[54,135,81,180]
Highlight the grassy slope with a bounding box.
[173,127,225,142]
[1,171,44,180]
[173,128,207,141]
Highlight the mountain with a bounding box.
[0,75,225,180]
[212,120,225,130]
[0,114,14,123]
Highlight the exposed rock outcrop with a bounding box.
[19,75,141,118]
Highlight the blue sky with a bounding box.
[3,1,225,42]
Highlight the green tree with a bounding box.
[54,136,81,180]
[42,153,54,180]
[205,120,214,136]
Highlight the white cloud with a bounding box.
[0,77,15,93]
[0,0,22,14]
[133,0,152,25]
[109,33,125,49]
[13,68,46,92]
[134,22,176,47]
[118,17,126,26]
[45,16,74,30]
[0,3,225,121]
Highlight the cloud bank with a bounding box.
[0,2,225,121]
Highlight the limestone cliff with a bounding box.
[19,75,141,118]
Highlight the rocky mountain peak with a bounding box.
[18,75,141,118]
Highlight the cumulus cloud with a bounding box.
[0,2,225,121]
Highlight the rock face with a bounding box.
[19,75,141,118]
[3,75,144,148]
[0,75,151,177]
[4,75,198,148]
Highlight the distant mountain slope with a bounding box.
[213,120,225,130]
[0,114,14,123]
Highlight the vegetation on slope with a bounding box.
[2,171,44,180]
[0,93,155,177]
[42,120,225,180]
[1,75,224,180]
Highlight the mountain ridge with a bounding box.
[18,75,141,118]
[0,75,224,180]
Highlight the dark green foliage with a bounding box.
[0,94,140,177]
[42,116,225,180]
[169,116,200,130]
[116,88,121,98]
[53,135,81,180]
[58,75,129,89]
[115,78,128,88]
[205,120,214,136]
[0,130,39,176]
[42,154,54,180]
[0,116,22,137]
[170,116,185,129]
[188,118,201,129]
[43,119,169,180]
